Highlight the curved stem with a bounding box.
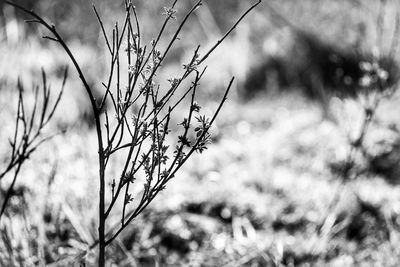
[5,2,107,265]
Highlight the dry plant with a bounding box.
[0,68,67,220]
[6,0,261,265]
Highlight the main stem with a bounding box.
[98,130,106,267]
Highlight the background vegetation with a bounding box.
[1,0,400,266]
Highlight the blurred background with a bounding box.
[2,0,400,266]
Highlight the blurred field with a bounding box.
[2,0,400,266]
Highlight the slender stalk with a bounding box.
[4,2,107,265]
